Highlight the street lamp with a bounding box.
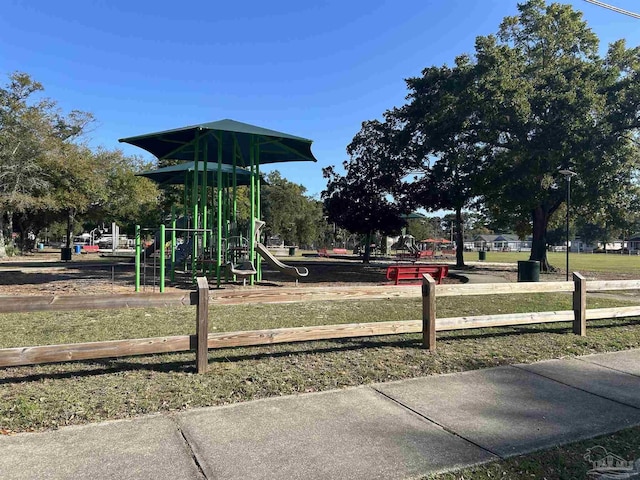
[559,169,578,281]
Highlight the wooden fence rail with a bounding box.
[0,273,639,372]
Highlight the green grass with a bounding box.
[426,426,640,480]
[476,251,640,273]
[1,293,639,433]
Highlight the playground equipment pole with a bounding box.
[232,146,238,225]
[135,224,141,292]
[192,132,200,282]
[216,131,223,287]
[249,135,256,286]
[255,143,262,282]
[202,141,208,251]
[159,224,165,293]
[170,206,176,282]
[192,204,198,282]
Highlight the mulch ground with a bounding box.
[0,252,465,296]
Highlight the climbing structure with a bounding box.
[121,119,317,289]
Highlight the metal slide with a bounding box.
[255,242,309,278]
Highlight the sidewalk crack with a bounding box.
[171,418,208,480]
[575,356,640,379]
[370,386,504,460]
[512,364,640,411]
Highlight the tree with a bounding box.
[470,0,640,270]
[390,55,482,267]
[405,218,440,243]
[0,72,93,254]
[85,148,160,233]
[262,171,326,247]
[575,182,640,250]
[323,120,406,263]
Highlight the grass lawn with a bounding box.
[426,425,640,480]
[1,292,639,433]
[474,251,640,274]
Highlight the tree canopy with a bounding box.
[335,0,640,270]
[0,72,160,254]
[262,171,326,248]
[323,120,406,263]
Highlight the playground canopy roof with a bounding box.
[401,212,428,220]
[137,161,255,186]
[119,119,318,166]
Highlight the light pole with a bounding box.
[559,169,577,281]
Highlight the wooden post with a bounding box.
[572,272,586,336]
[422,273,437,351]
[195,276,210,373]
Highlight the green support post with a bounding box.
[159,224,166,293]
[135,224,141,292]
[171,207,176,282]
[192,132,200,283]
[202,142,208,250]
[256,148,262,282]
[192,204,198,282]
[232,153,237,225]
[249,135,256,286]
[202,205,208,251]
[209,185,215,276]
[216,132,223,287]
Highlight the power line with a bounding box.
[583,0,640,19]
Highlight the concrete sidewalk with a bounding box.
[2,349,640,480]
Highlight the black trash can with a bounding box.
[61,247,72,261]
[288,247,296,256]
[478,250,486,261]
[517,260,540,282]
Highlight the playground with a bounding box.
[0,250,458,296]
[2,249,640,296]
[120,120,319,292]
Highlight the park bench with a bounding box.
[386,264,449,285]
[82,245,100,253]
[332,248,348,255]
[317,248,329,257]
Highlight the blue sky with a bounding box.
[1,0,639,198]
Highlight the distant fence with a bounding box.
[0,273,639,373]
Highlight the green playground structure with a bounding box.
[120,119,317,291]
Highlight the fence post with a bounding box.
[195,276,209,373]
[422,273,437,351]
[573,272,586,336]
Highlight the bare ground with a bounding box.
[0,250,464,296]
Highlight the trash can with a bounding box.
[61,248,72,261]
[478,250,486,261]
[517,260,540,282]
[288,247,296,256]
[37,243,44,251]
[74,244,82,254]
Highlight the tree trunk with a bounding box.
[363,231,372,264]
[529,205,552,271]
[6,211,13,249]
[454,206,465,268]
[66,208,75,248]
[0,213,6,258]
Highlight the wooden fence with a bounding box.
[1,273,639,373]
